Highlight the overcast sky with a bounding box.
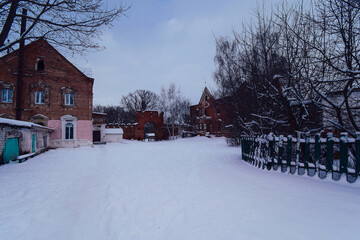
[71,0,287,106]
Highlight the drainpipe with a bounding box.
[15,8,27,120]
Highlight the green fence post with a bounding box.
[287,135,292,167]
[262,136,266,168]
[314,134,320,171]
[250,137,254,164]
[326,133,334,172]
[304,133,310,170]
[269,134,275,168]
[245,137,249,161]
[243,137,247,161]
[356,132,360,176]
[279,135,284,166]
[240,137,244,160]
[339,132,348,174]
[296,132,301,168]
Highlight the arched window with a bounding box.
[65,123,74,139]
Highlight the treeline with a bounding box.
[214,0,360,137]
[94,84,190,129]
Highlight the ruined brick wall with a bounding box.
[120,124,135,140]
[133,111,164,141]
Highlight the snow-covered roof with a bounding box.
[0,117,53,130]
[146,133,156,137]
[105,128,124,134]
[92,112,107,116]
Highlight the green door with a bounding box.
[32,134,36,153]
[3,138,19,164]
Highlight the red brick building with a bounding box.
[190,87,232,136]
[0,39,94,148]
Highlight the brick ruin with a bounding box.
[107,111,164,141]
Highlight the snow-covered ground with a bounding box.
[0,137,359,240]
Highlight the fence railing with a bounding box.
[240,132,360,183]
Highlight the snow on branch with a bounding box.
[250,114,288,124]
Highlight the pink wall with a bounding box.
[48,120,62,140]
[77,120,93,141]
[47,120,92,142]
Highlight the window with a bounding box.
[35,91,45,104]
[64,93,74,106]
[36,59,45,71]
[61,115,77,141]
[65,123,74,139]
[1,89,13,103]
[216,107,220,115]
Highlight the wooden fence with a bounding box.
[240,132,360,183]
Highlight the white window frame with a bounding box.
[60,115,77,141]
[35,91,45,104]
[64,93,74,106]
[1,89,13,103]
[65,123,74,140]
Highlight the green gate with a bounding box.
[32,134,36,153]
[3,138,19,164]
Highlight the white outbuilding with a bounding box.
[104,128,124,143]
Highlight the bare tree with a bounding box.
[0,0,129,54]
[159,84,190,139]
[310,0,360,134]
[93,104,133,124]
[278,0,360,134]
[214,1,324,136]
[120,90,160,114]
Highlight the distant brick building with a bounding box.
[0,39,94,148]
[190,87,232,136]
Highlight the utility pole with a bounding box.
[16,8,27,120]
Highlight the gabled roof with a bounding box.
[199,87,214,104]
[0,38,93,82]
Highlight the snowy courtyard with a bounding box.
[0,137,359,240]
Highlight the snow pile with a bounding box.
[0,137,359,240]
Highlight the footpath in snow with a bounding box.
[0,136,359,240]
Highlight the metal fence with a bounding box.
[240,132,360,183]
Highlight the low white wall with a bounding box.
[105,134,123,143]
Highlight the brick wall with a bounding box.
[0,39,94,146]
[0,39,93,122]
